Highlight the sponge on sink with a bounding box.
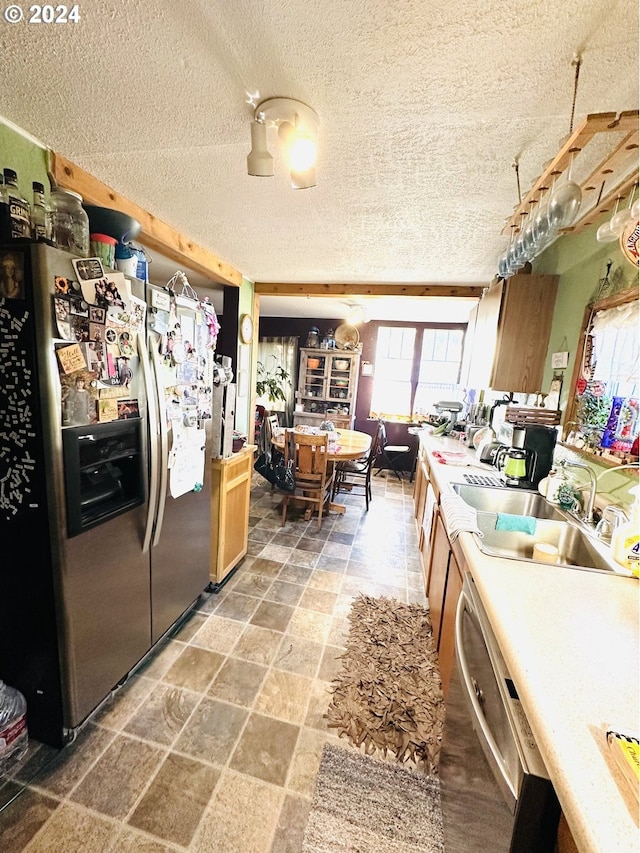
[495,513,537,535]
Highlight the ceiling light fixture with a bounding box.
[247,97,319,189]
[345,302,368,325]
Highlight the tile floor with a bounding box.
[1,469,426,852]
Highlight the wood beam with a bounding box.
[254,282,484,298]
[49,151,242,287]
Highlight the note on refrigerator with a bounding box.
[169,427,206,498]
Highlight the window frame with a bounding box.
[563,285,639,466]
[369,322,467,421]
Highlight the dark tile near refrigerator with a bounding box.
[249,527,277,544]
[296,537,325,553]
[271,531,303,548]
[265,579,305,607]
[251,557,287,578]
[111,827,178,852]
[27,723,115,798]
[208,657,268,707]
[17,801,119,853]
[70,733,164,819]
[128,751,220,847]
[314,554,348,573]
[277,564,313,585]
[231,625,284,667]
[229,571,273,598]
[214,592,261,623]
[328,531,355,545]
[169,611,208,642]
[123,683,199,746]
[229,713,300,786]
[174,697,248,766]
[162,645,226,693]
[0,786,61,853]
[298,587,338,614]
[250,600,295,633]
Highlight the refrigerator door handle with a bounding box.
[139,331,159,554]
[149,337,169,547]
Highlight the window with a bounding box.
[565,292,639,456]
[370,326,415,418]
[370,325,465,421]
[415,328,464,415]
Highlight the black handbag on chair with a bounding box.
[273,431,296,492]
[254,421,296,492]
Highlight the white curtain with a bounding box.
[257,337,298,426]
[591,300,639,386]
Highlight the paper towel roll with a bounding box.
[533,543,559,564]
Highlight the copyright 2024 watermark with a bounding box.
[3,4,81,23]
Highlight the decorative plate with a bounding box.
[620,218,640,267]
[334,323,360,349]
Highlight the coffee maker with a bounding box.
[495,423,557,489]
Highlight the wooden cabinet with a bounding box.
[437,543,465,696]
[465,273,559,393]
[413,445,429,524]
[426,509,467,697]
[426,511,450,647]
[293,348,360,429]
[209,444,255,588]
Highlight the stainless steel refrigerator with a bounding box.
[0,242,215,747]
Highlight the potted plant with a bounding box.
[255,356,291,405]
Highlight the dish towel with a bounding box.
[440,494,483,541]
[495,513,537,535]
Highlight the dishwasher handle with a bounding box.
[455,588,518,807]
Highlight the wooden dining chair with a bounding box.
[332,421,383,510]
[281,430,335,529]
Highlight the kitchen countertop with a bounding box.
[419,432,639,853]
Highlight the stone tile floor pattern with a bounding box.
[0,470,426,852]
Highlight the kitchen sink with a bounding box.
[473,512,620,573]
[452,482,568,521]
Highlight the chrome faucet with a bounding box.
[561,460,598,525]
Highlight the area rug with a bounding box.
[324,594,444,772]
[301,743,444,853]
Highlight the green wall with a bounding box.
[0,120,49,198]
[534,222,636,408]
[235,275,255,437]
[533,222,639,507]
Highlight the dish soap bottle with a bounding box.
[610,485,640,577]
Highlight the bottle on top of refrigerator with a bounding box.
[31,181,50,242]
[2,168,31,240]
[0,680,28,775]
[0,174,11,242]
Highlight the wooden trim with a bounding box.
[562,285,639,460]
[501,111,640,235]
[589,285,639,313]
[49,151,242,287]
[254,282,484,298]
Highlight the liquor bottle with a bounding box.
[0,174,12,242]
[31,181,50,242]
[3,169,31,241]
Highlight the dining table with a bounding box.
[271,427,372,516]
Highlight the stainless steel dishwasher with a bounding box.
[439,576,561,852]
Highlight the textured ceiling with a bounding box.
[1,0,638,321]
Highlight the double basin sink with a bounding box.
[451,483,621,574]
